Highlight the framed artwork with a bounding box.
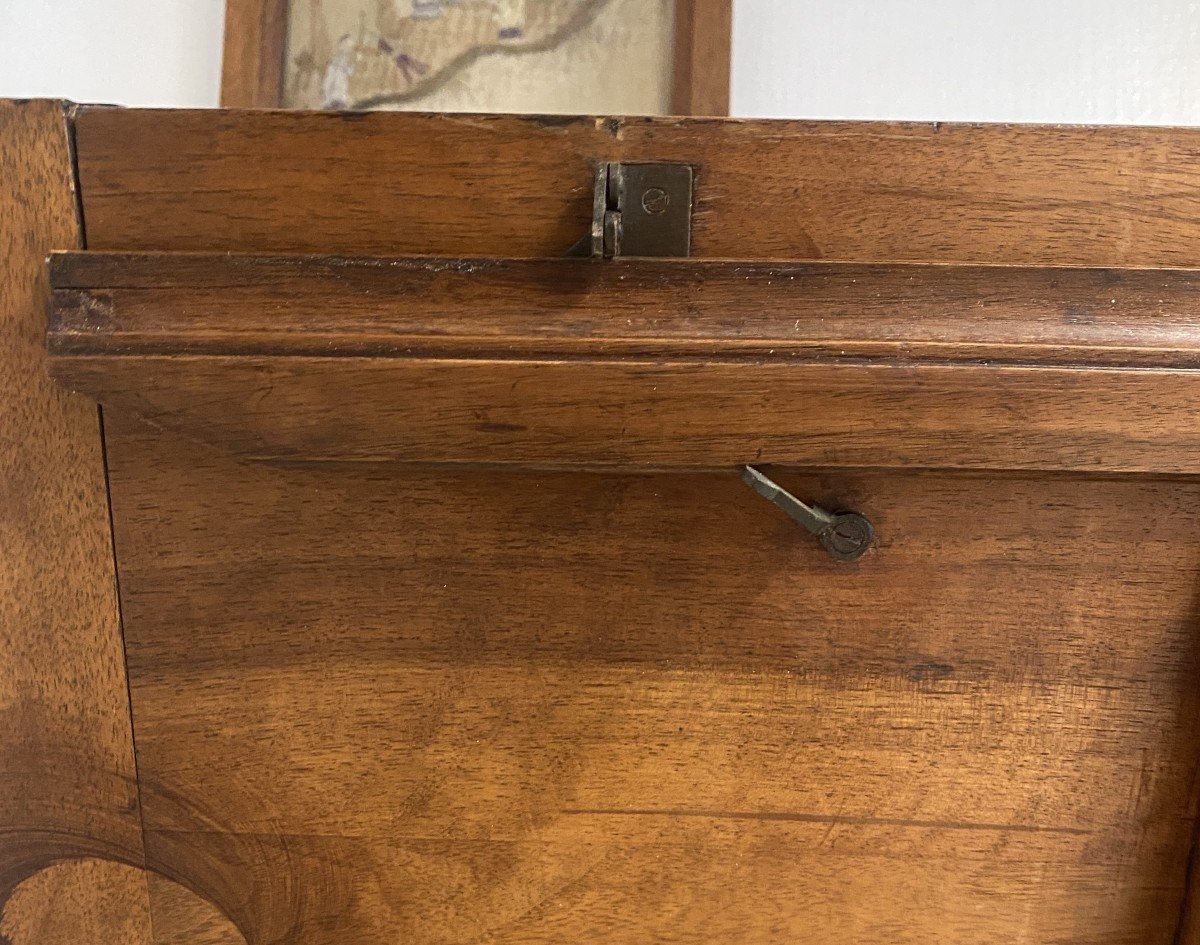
[221,0,731,115]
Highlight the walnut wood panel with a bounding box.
[0,100,150,941]
[1183,892,1200,945]
[72,108,1200,266]
[144,874,246,945]
[47,252,1200,367]
[1,861,152,944]
[1,860,245,945]
[60,108,1200,942]
[103,411,1200,944]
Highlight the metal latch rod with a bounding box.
[741,466,874,562]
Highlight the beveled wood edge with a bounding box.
[45,248,1200,473]
[46,250,1200,370]
[55,248,1200,285]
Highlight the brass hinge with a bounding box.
[570,162,694,259]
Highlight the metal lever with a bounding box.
[740,466,873,562]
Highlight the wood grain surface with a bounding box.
[144,873,246,945]
[46,251,1200,473]
[1,860,152,944]
[46,355,1200,474]
[55,107,1200,942]
[47,252,1200,367]
[73,108,1200,266]
[103,412,1200,944]
[0,100,150,941]
[672,0,732,115]
[220,0,288,108]
[1,860,245,945]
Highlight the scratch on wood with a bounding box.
[561,809,1092,835]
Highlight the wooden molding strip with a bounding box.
[46,252,1200,368]
[46,251,1200,473]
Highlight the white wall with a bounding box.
[733,0,1200,124]
[2,0,1200,123]
[0,0,224,107]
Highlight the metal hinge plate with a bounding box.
[588,162,694,258]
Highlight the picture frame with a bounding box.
[220,0,731,115]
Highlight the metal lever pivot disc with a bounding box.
[740,466,873,562]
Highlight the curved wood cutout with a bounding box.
[0,860,245,945]
[0,861,151,945]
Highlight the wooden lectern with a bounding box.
[5,99,1200,943]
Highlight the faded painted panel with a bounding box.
[284,0,673,113]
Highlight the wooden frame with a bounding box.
[671,0,733,116]
[219,0,732,114]
[220,0,288,109]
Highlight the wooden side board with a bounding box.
[73,109,1200,266]
[0,102,150,940]
[54,355,1200,473]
